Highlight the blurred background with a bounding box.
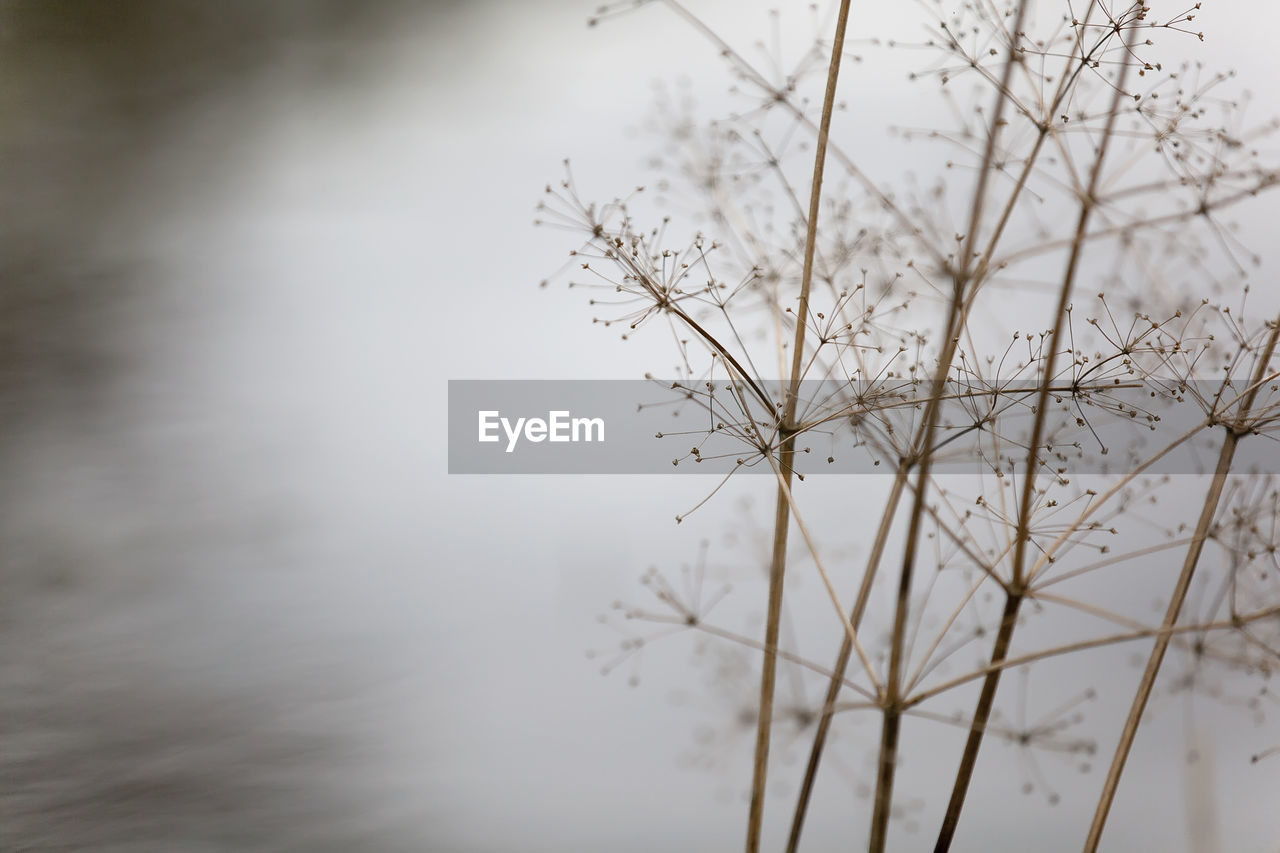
[3,2,1279,851]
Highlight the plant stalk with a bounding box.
[867,4,1031,850]
[932,12,1135,844]
[785,464,908,853]
[1083,316,1280,853]
[745,2,852,850]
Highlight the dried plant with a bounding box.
[540,1,1280,850]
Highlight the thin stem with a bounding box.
[746,3,852,850]
[933,16,1135,843]
[868,5,1032,851]
[766,453,881,694]
[660,0,947,271]
[1083,316,1280,853]
[788,5,1117,840]
[904,604,1280,709]
[786,464,907,853]
[748,469,794,853]
[932,592,1024,851]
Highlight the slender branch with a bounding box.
[869,5,1032,851]
[660,0,948,270]
[749,471,794,853]
[933,11,1136,847]
[1083,315,1280,853]
[787,7,1130,842]
[691,621,876,702]
[786,463,907,853]
[766,452,881,694]
[746,3,852,849]
[993,180,1280,270]
[903,604,1280,709]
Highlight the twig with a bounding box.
[1083,315,1280,853]
[746,3,852,849]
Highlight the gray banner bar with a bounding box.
[448,379,1280,475]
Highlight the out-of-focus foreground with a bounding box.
[1,4,439,849]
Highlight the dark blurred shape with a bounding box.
[0,3,433,849]
[0,0,418,419]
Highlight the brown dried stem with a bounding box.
[746,2,851,850]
